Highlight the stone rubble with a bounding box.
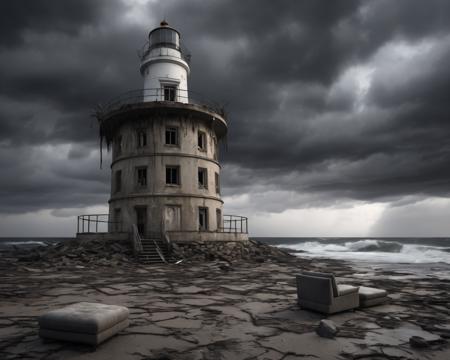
[1,238,293,269]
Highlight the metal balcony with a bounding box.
[99,88,225,118]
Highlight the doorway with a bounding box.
[164,205,181,231]
[135,206,147,235]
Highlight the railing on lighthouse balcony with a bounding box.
[219,215,249,234]
[77,214,122,234]
[138,40,191,64]
[100,88,226,118]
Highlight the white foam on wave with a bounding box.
[3,241,47,246]
[281,239,450,264]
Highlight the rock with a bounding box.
[316,319,339,339]
[18,252,41,262]
[409,336,429,348]
[154,352,171,360]
[219,264,233,272]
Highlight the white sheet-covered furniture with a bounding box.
[38,302,129,346]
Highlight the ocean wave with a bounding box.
[279,239,450,264]
[347,239,403,253]
[1,241,47,247]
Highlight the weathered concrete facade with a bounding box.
[108,111,224,235]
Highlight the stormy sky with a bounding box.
[1,0,450,237]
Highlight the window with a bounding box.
[163,85,177,101]
[137,129,147,148]
[136,167,147,188]
[199,207,208,231]
[198,167,208,189]
[215,172,220,194]
[165,127,179,145]
[216,209,222,230]
[115,136,122,156]
[213,140,218,160]
[113,208,121,232]
[198,131,206,151]
[166,166,180,185]
[115,170,122,193]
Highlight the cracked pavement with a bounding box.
[0,255,449,359]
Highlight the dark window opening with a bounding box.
[198,167,208,189]
[213,140,218,160]
[137,130,147,147]
[163,85,177,101]
[136,167,147,187]
[199,207,208,231]
[166,166,180,185]
[198,131,206,151]
[115,170,122,193]
[215,172,220,194]
[165,127,179,145]
[216,209,222,230]
[113,208,121,232]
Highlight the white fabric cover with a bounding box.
[39,302,129,334]
[39,319,129,345]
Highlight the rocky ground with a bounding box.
[0,240,449,359]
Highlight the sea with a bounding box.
[0,237,74,249]
[257,237,450,278]
[257,237,450,264]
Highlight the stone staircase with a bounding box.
[138,232,170,264]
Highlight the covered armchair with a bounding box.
[296,271,359,314]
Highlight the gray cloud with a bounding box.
[0,0,450,216]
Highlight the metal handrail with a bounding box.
[133,224,167,263]
[77,214,122,233]
[220,214,248,234]
[99,88,225,118]
[151,236,167,264]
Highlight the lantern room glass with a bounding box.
[149,28,180,50]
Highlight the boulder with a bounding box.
[316,319,339,339]
[409,336,429,348]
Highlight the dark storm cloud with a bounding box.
[0,0,110,47]
[168,0,450,204]
[0,145,110,214]
[0,0,450,215]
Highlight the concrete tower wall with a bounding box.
[108,115,223,235]
[140,42,190,103]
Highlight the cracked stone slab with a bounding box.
[259,331,343,359]
[179,298,219,306]
[149,311,186,322]
[156,318,203,329]
[175,286,208,294]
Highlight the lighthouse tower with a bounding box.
[90,22,248,247]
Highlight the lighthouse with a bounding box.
[80,22,248,254]
[140,21,189,103]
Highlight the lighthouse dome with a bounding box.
[148,21,180,51]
